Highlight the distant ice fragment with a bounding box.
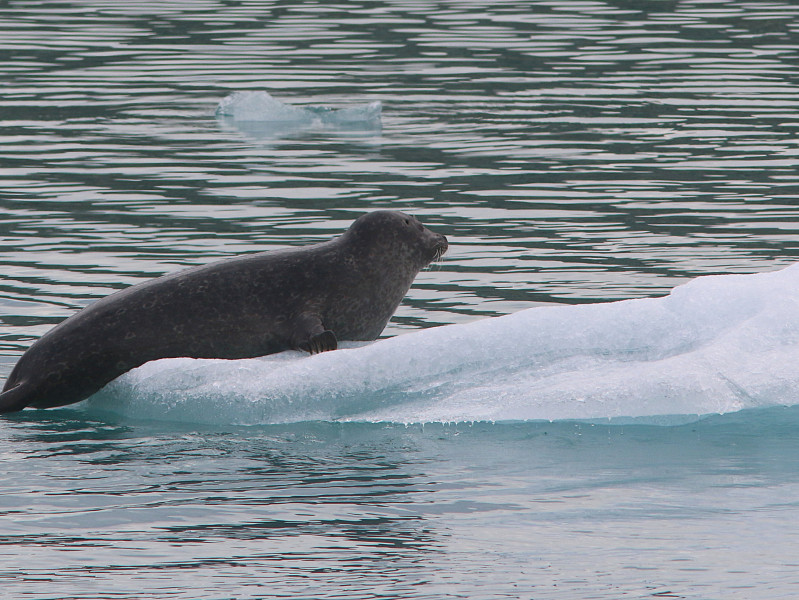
[216,91,313,123]
[305,102,383,126]
[215,91,381,137]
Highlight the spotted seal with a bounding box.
[0,210,448,412]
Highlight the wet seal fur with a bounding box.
[0,211,448,412]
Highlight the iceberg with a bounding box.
[85,263,799,426]
[216,91,382,137]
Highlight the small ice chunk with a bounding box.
[306,101,382,126]
[216,91,313,123]
[215,91,382,137]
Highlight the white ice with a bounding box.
[85,263,799,425]
[215,91,381,137]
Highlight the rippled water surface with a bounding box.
[3,0,799,598]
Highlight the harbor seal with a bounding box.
[0,210,448,412]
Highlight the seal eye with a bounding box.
[404,218,410,225]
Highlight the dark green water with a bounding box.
[4,410,799,599]
[3,1,799,598]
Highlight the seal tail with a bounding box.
[0,383,31,413]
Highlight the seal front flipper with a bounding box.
[290,312,338,355]
[0,383,32,414]
[302,330,338,355]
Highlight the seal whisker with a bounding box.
[425,248,446,271]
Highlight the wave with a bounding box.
[84,263,799,425]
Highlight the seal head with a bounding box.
[327,211,447,340]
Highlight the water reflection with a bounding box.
[0,417,443,597]
[4,407,799,598]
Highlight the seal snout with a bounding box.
[432,233,448,262]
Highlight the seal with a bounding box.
[0,210,447,412]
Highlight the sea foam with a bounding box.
[85,263,799,425]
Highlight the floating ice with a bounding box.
[216,91,381,137]
[85,263,799,425]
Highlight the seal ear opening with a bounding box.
[0,383,31,414]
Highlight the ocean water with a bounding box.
[2,0,799,598]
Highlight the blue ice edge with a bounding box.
[215,91,382,138]
[83,263,799,426]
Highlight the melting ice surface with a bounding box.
[215,91,382,137]
[86,264,799,425]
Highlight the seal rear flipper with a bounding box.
[0,383,32,414]
[300,330,338,355]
